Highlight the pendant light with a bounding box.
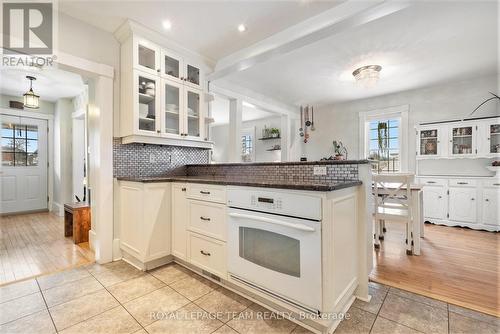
[23,76,40,109]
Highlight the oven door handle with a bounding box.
[228,212,316,232]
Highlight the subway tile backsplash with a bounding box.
[186,163,359,183]
[113,138,210,178]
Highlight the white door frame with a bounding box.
[1,108,54,214]
[55,52,115,264]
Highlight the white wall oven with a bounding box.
[227,187,322,314]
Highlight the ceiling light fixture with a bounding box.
[23,76,40,109]
[352,65,382,88]
[162,20,172,30]
[238,24,246,32]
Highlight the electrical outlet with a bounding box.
[149,153,156,164]
[313,166,327,175]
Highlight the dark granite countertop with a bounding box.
[186,159,369,167]
[116,175,362,191]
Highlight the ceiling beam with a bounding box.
[208,0,411,82]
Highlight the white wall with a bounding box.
[0,94,55,115]
[301,75,499,174]
[53,98,73,214]
[57,12,120,136]
[211,116,282,163]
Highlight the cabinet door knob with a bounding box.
[485,199,489,202]
[438,196,442,199]
[471,198,475,201]
[157,69,161,73]
[200,250,211,256]
[180,77,184,80]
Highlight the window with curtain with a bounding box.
[368,119,400,173]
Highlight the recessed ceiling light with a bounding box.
[162,20,172,30]
[238,24,246,32]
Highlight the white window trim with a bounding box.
[358,105,409,172]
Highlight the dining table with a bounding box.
[372,182,424,255]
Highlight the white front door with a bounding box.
[1,115,48,214]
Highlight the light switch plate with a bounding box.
[313,166,327,176]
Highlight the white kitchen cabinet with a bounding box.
[118,181,171,267]
[482,181,500,226]
[172,183,188,260]
[134,37,161,76]
[448,123,477,157]
[478,119,500,157]
[422,185,447,219]
[417,125,447,158]
[448,186,477,223]
[118,26,211,148]
[188,232,227,278]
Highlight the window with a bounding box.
[241,134,253,162]
[359,105,408,173]
[1,123,38,166]
[368,119,400,173]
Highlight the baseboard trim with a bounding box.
[52,202,64,216]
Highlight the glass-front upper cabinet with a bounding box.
[488,122,500,155]
[184,63,202,89]
[417,126,446,157]
[135,71,159,134]
[161,50,182,83]
[134,38,160,75]
[185,88,203,138]
[449,123,476,156]
[162,80,182,136]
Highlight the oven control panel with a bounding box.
[227,187,322,221]
[250,195,283,210]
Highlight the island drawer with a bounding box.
[188,232,226,279]
[187,184,226,204]
[188,200,226,241]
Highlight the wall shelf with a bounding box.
[259,136,280,140]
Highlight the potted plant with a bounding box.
[333,140,348,160]
[270,128,280,138]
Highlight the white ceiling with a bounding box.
[58,0,342,61]
[211,95,277,125]
[215,1,499,106]
[0,67,85,102]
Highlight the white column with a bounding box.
[228,98,242,162]
[87,75,114,264]
[280,115,289,162]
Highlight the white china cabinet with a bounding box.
[117,25,211,148]
[416,117,499,159]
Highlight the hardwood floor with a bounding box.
[0,212,94,285]
[370,221,500,317]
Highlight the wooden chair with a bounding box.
[373,174,414,255]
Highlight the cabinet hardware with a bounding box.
[447,190,449,195]
[157,69,160,73]
[494,183,500,186]
[180,77,184,80]
[156,130,160,133]
[200,250,211,256]
[438,196,442,199]
[200,191,211,195]
[200,216,211,221]
[471,198,475,201]
[457,182,468,185]
[485,199,489,202]
[181,188,186,191]
[427,181,436,184]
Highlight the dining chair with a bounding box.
[373,173,414,255]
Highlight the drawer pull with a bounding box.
[457,182,468,185]
[200,191,211,195]
[494,183,500,186]
[471,198,475,201]
[200,250,211,256]
[181,188,186,191]
[426,181,436,184]
[200,216,211,221]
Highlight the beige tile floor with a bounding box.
[0,260,498,334]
